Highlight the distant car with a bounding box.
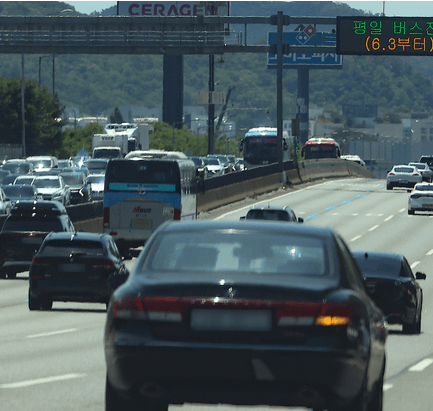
[1,173,21,186]
[60,172,92,204]
[0,201,75,278]
[28,232,129,310]
[190,156,208,180]
[353,251,425,334]
[33,175,71,206]
[0,187,12,215]
[0,169,11,184]
[1,160,34,175]
[386,165,422,190]
[27,155,57,173]
[419,155,433,168]
[2,184,42,205]
[341,154,366,167]
[408,162,433,182]
[13,175,36,185]
[408,182,433,214]
[240,205,303,222]
[104,220,387,411]
[202,157,224,177]
[57,159,74,169]
[86,174,105,200]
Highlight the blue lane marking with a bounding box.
[340,200,352,204]
[305,213,321,220]
[325,206,338,211]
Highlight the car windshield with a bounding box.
[394,167,414,173]
[142,231,329,276]
[61,174,83,185]
[3,185,36,197]
[3,217,64,232]
[204,158,219,165]
[31,159,52,168]
[40,239,105,256]
[14,177,34,185]
[34,178,61,188]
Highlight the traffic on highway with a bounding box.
[1,175,432,411]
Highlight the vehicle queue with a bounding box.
[0,147,432,411]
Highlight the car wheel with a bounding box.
[28,293,41,310]
[366,359,385,411]
[386,184,392,190]
[40,299,53,310]
[403,310,421,334]
[105,376,140,411]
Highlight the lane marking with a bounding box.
[366,213,373,216]
[352,213,359,216]
[399,208,405,213]
[409,359,433,372]
[411,261,420,269]
[369,225,379,231]
[384,215,394,222]
[427,249,433,256]
[0,373,85,389]
[27,328,78,339]
[350,235,362,242]
[383,383,393,391]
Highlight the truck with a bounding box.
[92,134,130,158]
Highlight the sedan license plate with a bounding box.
[21,237,42,245]
[190,309,272,332]
[58,263,85,273]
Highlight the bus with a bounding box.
[238,127,290,168]
[301,137,341,160]
[103,157,197,255]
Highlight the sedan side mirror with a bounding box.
[416,272,426,280]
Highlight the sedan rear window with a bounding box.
[246,210,291,221]
[3,217,64,232]
[143,231,329,276]
[394,167,414,173]
[40,240,105,256]
[354,256,401,278]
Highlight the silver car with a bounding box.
[408,182,433,214]
[386,165,422,190]
[33,175,71,206]
[408,162,433,182]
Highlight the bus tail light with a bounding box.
[174,208,181,220]
[103,207,110,228]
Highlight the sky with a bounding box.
[66,1,433,17]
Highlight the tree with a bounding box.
[57,122,103,159]
[109,107,125,123]
[0,77,66,156]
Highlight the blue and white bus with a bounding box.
[103,157,197,255]
[238,127,291,168]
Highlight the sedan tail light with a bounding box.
[91,259,114,269]
[174,208,181,220]
[112,297,354,327]
[411,194,421,199]
[103,207,110,228]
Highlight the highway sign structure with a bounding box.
[268,27,342,68]
[337,16,433,55]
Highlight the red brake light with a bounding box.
[389,172,395,175]
[174,208,181,220]
[103,207,110,228]
[91,259,114,269]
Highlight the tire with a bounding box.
[105,376,140,411]
[40,299,53,310]
[403,309,421,334]
[386,184,392,190]
[6,272,16,279]
[28,293,41,310]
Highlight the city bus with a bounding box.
[238,127,290,168]
[103,157,197,255]
[301,137,341,160]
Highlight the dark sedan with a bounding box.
[105,221,387,411]
[28,232,129,310]
[353,251,425,334]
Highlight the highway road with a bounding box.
[1,176,432,411]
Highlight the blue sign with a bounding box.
[268,29,343,68]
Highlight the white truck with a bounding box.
[92,134,130,158]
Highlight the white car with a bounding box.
[202,157,224,177]
[408,183,433,215]
[33,175,71,206]
[408,162,433,182]
[386,165,422,190]
[86,174,105,200]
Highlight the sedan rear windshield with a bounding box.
[246,210,292,221]
[3,217,65,232]
[40,240,105,256]
[353,257,401,278]
[142,231,330,276]
[394,167,415,173]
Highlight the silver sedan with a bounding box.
[386,165,422,190]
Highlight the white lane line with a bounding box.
[384,215,394,222]
[411,261,421,269]
[350,235,362,242]
[369,225,379,231]
[366,213,373,216]
[352,213,359,216]
[427,249,433,256]
[409,359,433,372]
[0,373,85,389]
[399,208,405,213]
[383,383,393,391]
[27,328,78,339]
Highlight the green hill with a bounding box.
[0,1,431,130]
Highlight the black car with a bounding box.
[105,220,387,411]
[60,172,92,204]
[419,155,433,168]
[240,205,304,222]
[28,232,129,310]
[353,251,425,334]
[0,201,75,278]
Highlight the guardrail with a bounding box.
[0,159,375,231]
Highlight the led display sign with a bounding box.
[337,16,433,55]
